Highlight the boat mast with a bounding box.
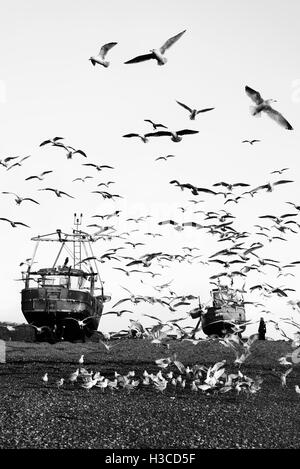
[73,212,82,268]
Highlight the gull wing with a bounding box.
[4,156,18,162]
[2,191,18,196]
[158,220,179,226]
[182,221,203,228]
[15,222,30,228]
[112,298,131,309]
[176,100,192,113]
[124,53,155,64]
[40,187,55,192]
[145,131,171,137]
[60,191,74,198]
[196,187,218,195]
[177,129,199,135]
[123,133,141,138]
[23,198,40,204]
[245,86,264,105]
[273,180,294,186]
[99,42,117,59]
[73,150,87,157]
[39,140,51,147]
[213,182,229,187]
[196,107,215,114]
[264,106,293,130]
[160,29,186,54]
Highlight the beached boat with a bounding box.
[190,286,246,337]
[21,214,111,342]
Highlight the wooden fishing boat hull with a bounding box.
[201,305,246,337]
[21,286,106,341]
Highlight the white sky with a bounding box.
[0,0,300,339]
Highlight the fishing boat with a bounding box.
[190,286,246,337]
[20,214,111,342]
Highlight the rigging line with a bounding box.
[63,242,74,261]
[52,241,66,268]
[82,240,96,274]
[88,240,103,289]
[30,239,40,267]
[82,241,98,278]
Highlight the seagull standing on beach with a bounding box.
[42,373,48,385]
[56,378,64,389]
[281,368,292,387]
[124,30,186,65]
[79,354,84,365]
[69,369,80,385]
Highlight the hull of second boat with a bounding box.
[201,305,246,337]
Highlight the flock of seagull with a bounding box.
[41,352,265,395]
[39,330,300,395]
[1,28,300,396]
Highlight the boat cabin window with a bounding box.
[39,275,69,287]
[59,276,69,287]
[26,271,93,291]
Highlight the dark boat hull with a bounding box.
[21,286,105,341]
[201,305,246,337]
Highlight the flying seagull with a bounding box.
[176,101,215,120]
[73,176,93,182]
[270,168,289,175]
[25,170,53,181]
[39,137,64,147]
[6,155,31,171]
[1,192,39,205]
[242,139,261,145]
[38,188,74,198]
[0,218,30,228]
[245,86,293,130]
[155,155,175,162]
[82,163,114,171]
[89,42,118,67]
[253,180,294,193]
[56,145,87,159]
[145,129,198,142]
[124,30,186,66]
[0,156,19,168]
[144,120,168,130]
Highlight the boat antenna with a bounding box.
[73,212,83,267]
